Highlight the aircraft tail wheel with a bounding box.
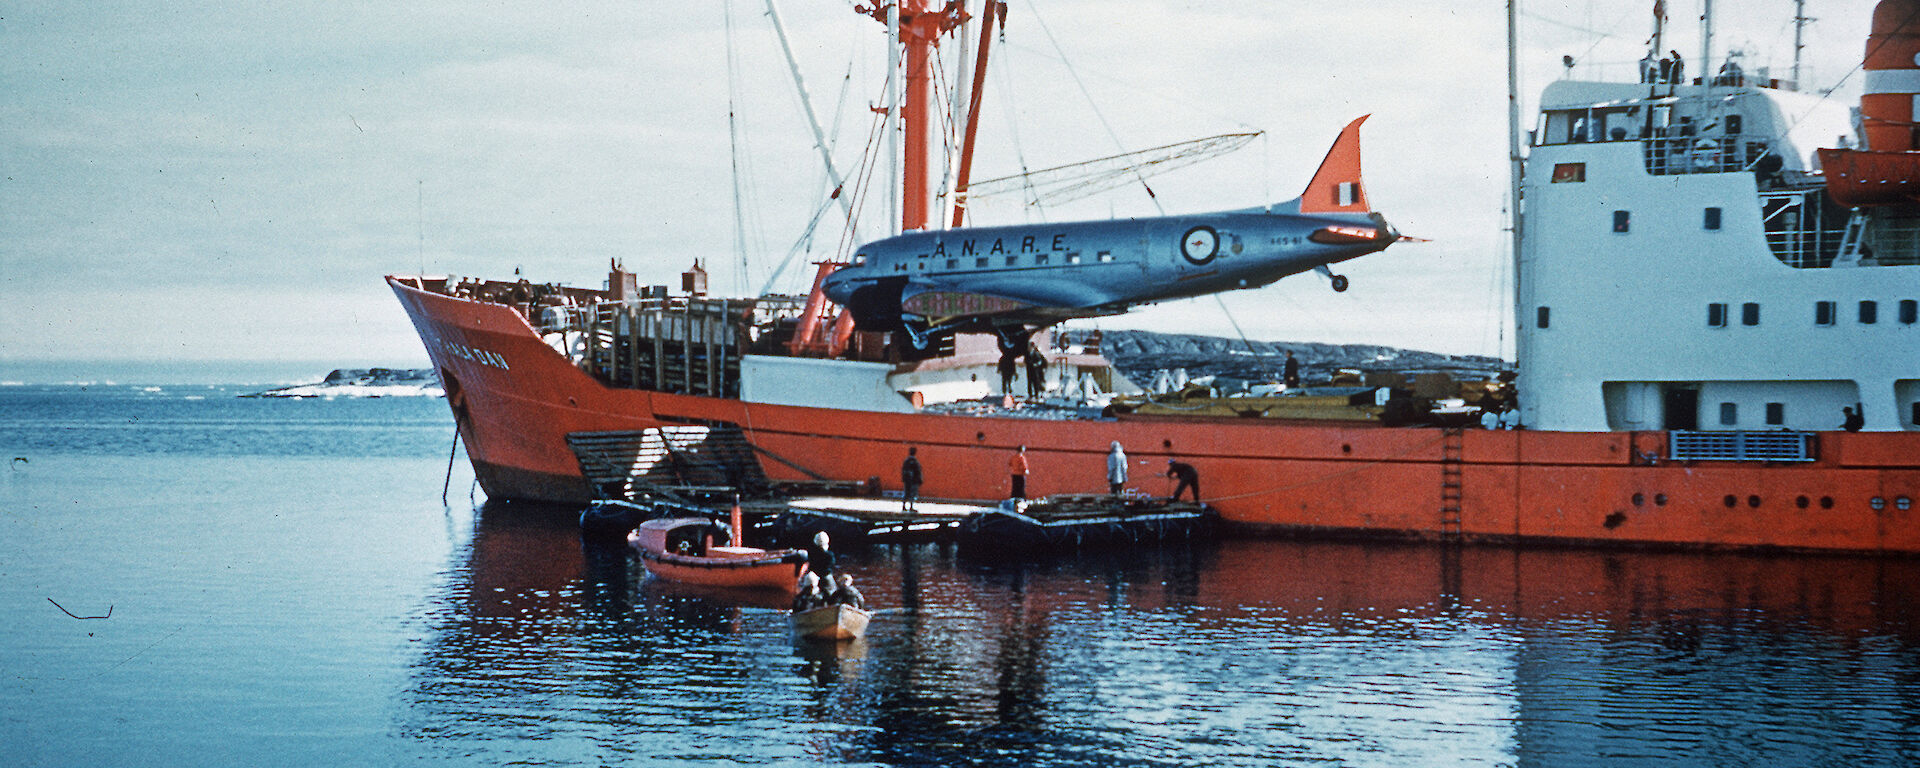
[1330,275,1350,293]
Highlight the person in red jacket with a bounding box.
[1009,445,1029,500]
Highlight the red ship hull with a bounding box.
[391,276,1920,555]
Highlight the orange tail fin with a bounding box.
[1297,115,1370,214]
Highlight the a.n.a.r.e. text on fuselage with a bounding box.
[821,116,1409,353]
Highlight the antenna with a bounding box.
[1792,0,1812,89]
[417,179,424,275]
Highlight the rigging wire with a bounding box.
[725,0,752,291]
[1020,0,1163,215]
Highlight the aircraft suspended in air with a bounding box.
[821,116,1415,353]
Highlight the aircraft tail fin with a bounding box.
[1295,115,1371,214]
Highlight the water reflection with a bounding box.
[402,501,1920,766]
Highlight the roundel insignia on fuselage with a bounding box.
[1180,226,1219,265]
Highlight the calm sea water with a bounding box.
[3,385,1918,766]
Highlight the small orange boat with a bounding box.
[627,517,808,592]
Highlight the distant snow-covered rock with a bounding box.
[243,368,443,398]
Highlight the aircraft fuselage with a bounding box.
[822,206,1398,329]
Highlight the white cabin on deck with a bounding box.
[1517,80,1920,433]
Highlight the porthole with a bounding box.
[1900,497,1913,511]
[1748,495,1762,508]
[1632,493,1645,507]
[1820,496,1835,509]
[1654,494,1668,506]
[1723,495,1737,508]
[1162,439,1174,449]
[1871,497,1887,511]
[1342,444,1352,454]
[975,432,986,442]
[1795,495,1810,509]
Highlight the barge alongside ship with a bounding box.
[389,1,1919,554]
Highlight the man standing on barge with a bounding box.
[1009,445,1029,500]
[1166,459,1200,503]
[901,446,923,511]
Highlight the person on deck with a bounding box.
[1106,441,1128,495]
[1166,459,1200,503]
[998,353,1018,396]
[1842,406,1865,432]
[901,446,923,511]
[1009,445,1030,500]
[1283,351,1301,389]
[1025,344,1048,399]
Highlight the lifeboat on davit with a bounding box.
[1820,0,1920,206]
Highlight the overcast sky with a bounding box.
[1,1,1876,382]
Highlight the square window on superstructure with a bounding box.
[976,257,989,268]
[1065,253,1081,264]
[1036,254,1050,265]
[1816,301,1835,326]
[1720,402,1738,426]
[1860,300,1879,324]
[1742,303,1760,326]
[1765,402,1784,425]
[1913,401,1920,425]
[1902,299,1918,324]
[1097,251,1114,262]
[1704,207,1722,230]
[1708,303,1727,327]
[1006,255,1018,267]
[1536,306,1551,329]
[945,259,958,270]
[1613,210,1631,233]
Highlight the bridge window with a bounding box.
[1707,303,1727,327]
[1742,302,1760,326]
[1860,300,1879,324]
[1765,402,1784,426]
[1536,306,1551,329]
[1613,210,1631,233]
[1815,301,1835,326]
[1720,402,1738,426]
[1902,299,1918,324]
[1704,207,1722,230]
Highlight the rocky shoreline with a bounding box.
[247,331,1508,398]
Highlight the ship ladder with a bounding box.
[1438,427,1464,541]
[1835,209,1869,266]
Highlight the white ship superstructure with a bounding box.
[1518,76,1919,433]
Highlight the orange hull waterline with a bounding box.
[390,277,1919,555]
